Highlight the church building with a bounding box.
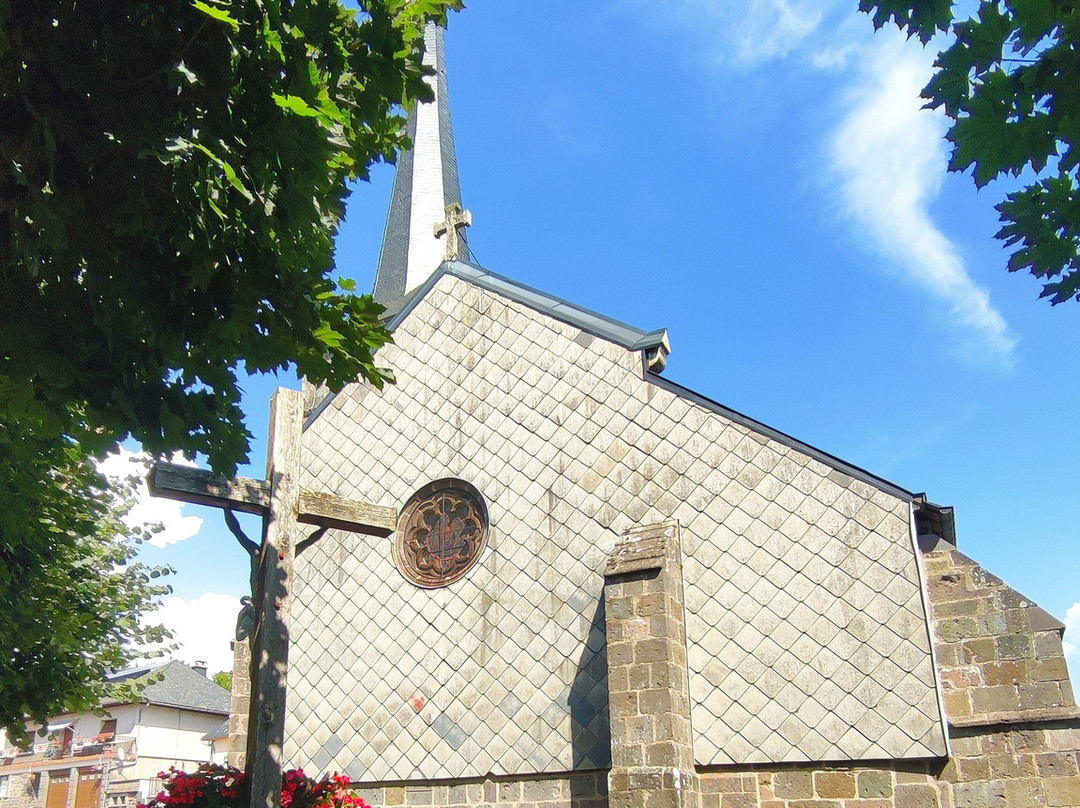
[243,23,1080,808]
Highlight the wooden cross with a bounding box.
[433,201,472,261]
[147,389,396,808]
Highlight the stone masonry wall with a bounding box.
[227,638,251,768]
[921,545,1076,725]
[605,522,699,808]
[678,543,1080,808]
[692,722,1080,807]
[337,773,607,808]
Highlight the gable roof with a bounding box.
[382,260,670,354]
[311,260,915,502]
[105,660,229,715]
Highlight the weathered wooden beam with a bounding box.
[297,490,396,536]
[147,462,271,515]
[246,389,302,808]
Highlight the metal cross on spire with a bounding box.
[434,202,472,262]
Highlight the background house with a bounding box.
[0,661,228,808]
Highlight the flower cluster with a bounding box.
[139,765,368,808]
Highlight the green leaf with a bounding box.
[192,0,240,31]
[272,93,324,118]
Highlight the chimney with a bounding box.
[192,661,208,677]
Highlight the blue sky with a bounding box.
[126,0,1080,675]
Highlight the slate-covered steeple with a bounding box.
[372,23,468,304]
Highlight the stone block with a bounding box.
[446,786,467,805]
[653,713,690,744]
[940,666,983,689]
[645,742,682,767]
[522,779,563,802]
[957,756,990,781]
[622,715,655,745]
[948,735,981,757]
[1014,729,1048,749]
[987,754,1020,779]
[961,638,997,664]
[894,783,941,808]
[771,772,812,799]
[637,592,668,617]
[498,782,522,801]
[943,689,972,718]
[718,796,754,808]
[635,639,673,664]
[933,599,978,618]
[1047,727,1080,752]
[1036,752,1079,778]
[608,598,635,621]
[1003,778,1045,808]
[608,642,635,668]
[971,684,1020,714]
[639,689,676,714]
[405,788,432,806]
[997,633,1034,660]
[1019,681,1064,710]
[1036,631,1066,660]
[612,745,644,767]
[1046,777,1080,807]
[813,771,854,799]
[610,691,640,718]
[385,788,405,806]
[953,780,1006,808]
[857,770,893,799]
[982,660,1028,687]
[934,644,962,666]
[936,617,977,643]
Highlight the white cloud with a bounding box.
[151,593,243,675]
[829,33,1016,363]
[98,447,204,548]
[1064,602,1080,679]
[626,0,827,66]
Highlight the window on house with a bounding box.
[0,774,10,798]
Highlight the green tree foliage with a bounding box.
[0,429,172,747]
[214,671,234,691]
[861,0,1080,303]
[0,0,458,740]
[0,0,459,472]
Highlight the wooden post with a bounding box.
[245,389,302,808]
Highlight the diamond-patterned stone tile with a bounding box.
[286,274,946,779]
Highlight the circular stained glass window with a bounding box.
[394,478,489,588]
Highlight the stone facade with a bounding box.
[274,267,1078,808]
[922,544,1076,726]
[288,269,944,780]
[605,523,699,808]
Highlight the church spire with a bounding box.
[372,23,469,304]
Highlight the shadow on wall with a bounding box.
[570,596,611,781]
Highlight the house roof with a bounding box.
[105,660,229,715]
[202,720,230,742]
